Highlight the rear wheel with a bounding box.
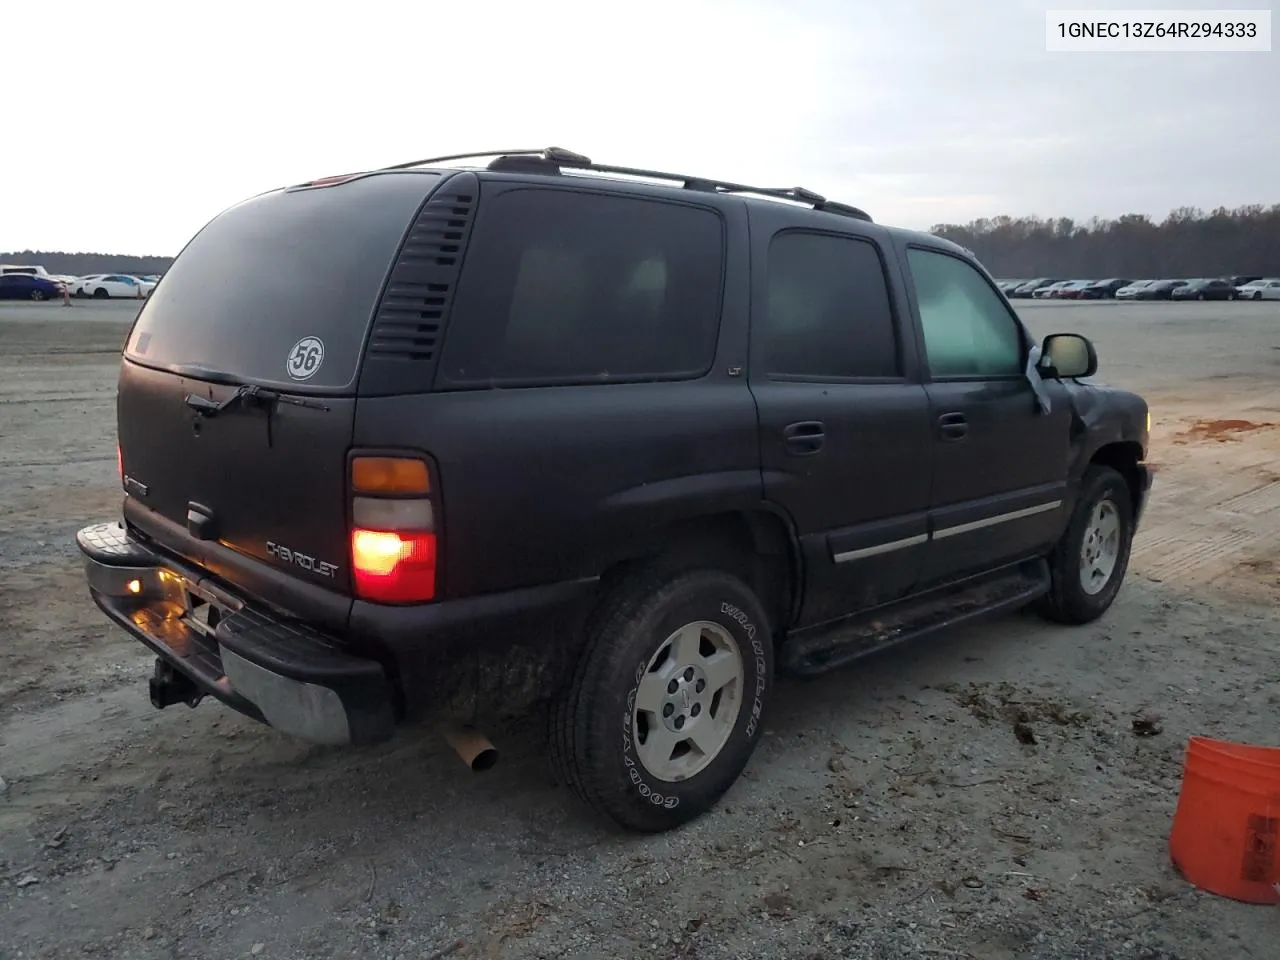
[550,567,774,832]
[1036,465,1135,625]
[93,287,109,299]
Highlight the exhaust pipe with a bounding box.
[442,725,498,771]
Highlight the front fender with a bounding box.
[1061,380,1150,517]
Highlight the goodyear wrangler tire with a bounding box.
[1035,465,1134,626]
[550,568,774,832]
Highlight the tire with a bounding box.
[550,567,774,832]
[30,289,47,301]
[1036,465,1135,626]
[1254,292,1262,301]
[1228,293,1236,301]
[1196,293,1205,301]
[93,288,109,299]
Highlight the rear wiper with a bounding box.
[183,384,330,448]
[183,384,331,417]
[173,363,331,413]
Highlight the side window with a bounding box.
[761,231,899,379]
[438,189,724,386]
[906,247,1024,378]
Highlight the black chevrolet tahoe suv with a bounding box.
[78,148,1152,832]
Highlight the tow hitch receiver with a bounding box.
[149,658,204,709]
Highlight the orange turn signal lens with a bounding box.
[351,457,430,495]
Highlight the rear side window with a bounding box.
[437,188,724,387]
[761,231,899,379]
[124,172,440,390]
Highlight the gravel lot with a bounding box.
[2,298,1279,960]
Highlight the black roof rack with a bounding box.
[379,147,873,222]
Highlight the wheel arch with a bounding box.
[596,507,803,637]
[1088,440,1145,514]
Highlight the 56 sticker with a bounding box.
[287,337,325,381]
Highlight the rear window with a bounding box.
[437,187,725,387]
[125,172,440,390]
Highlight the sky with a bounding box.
[2,0,1276,255]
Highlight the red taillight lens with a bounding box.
[117,444,123,483]
[351,529,436,603]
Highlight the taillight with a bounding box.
[349,455,436,604]
[116,444,123,485]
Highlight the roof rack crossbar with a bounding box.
[379,148,872,222]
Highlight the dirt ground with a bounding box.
[2,298,1278,960]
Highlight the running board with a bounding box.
[780,559,1050,678]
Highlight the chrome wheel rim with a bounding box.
[1080,499,1121,595]
[632,621,744,782]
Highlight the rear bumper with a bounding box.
[77,521,395,745]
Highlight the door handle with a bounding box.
[937,412,968,441]
[783,420,825,455]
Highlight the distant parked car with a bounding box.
[72,274,156,299]
[70,275,106,297]
[1236,278,1280,300]
[1134,279,1186,300]
[1078,278,1134,300]
[1033,281,1078,299]
[1225,275,1262,287]
[1055,280,1097,300]
[0,274,63,301]
[1171,278,1238,301]
[1010,277,1055,298]
[1115,280,1155,300]
[0,264,53,279]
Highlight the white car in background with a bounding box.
[72,274,156,299]
[1236,278,1280,301]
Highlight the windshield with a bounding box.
[125,172,439,391]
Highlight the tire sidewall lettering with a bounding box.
[619,593,771,810]
[720,602,768,739]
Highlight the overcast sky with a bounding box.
[2,0,1275,255]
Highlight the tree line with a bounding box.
[930,205,1280,279]
[9,202,1280,281]
[0,250,174,277]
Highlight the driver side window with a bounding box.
[907,247,1023,378]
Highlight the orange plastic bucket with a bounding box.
[1188,737,1280,772]
[1169,736,1280,904]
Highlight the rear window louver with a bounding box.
[366,178,477,366]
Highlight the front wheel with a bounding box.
[30,289,47,301]
[1036,465,1135,625]
[550,567,774,832]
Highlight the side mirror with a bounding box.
[1039,333,1097,379]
